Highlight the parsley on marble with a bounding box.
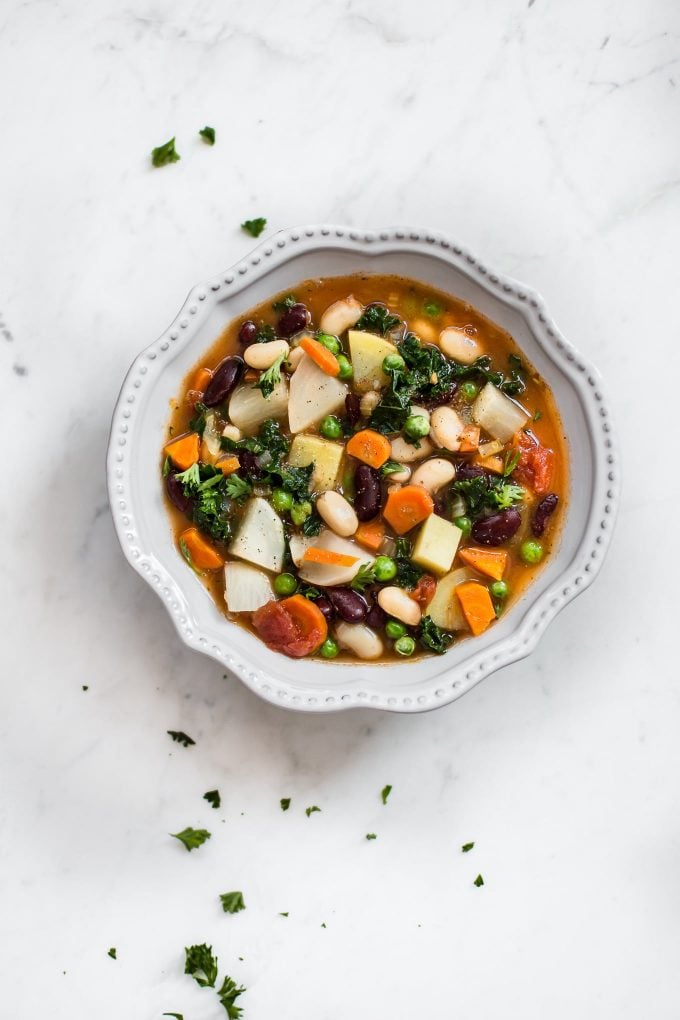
[171,827,211,852]
[381,784,392,805]
[305,805,321,817]
[279,911,289,917]
[218,974,246,1018]
[204,790,221,809]
[167,730,195,747]
[366,833,377,840]
[241,217,267,238]
[199,125,216,145]
[474,874,485,887]
[107,947,117,959]
[151,137,180,167]
[184,943,218,987]
[220,891,246,914]
[461,842,475,853]
[280,797,291,811]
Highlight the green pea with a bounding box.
[274,573,298,596]
[336,354,353,380]
[489,580,509,600]
[403,414,430,441]
[320,637,340,659]
[290,500,312,526]
[385,620,407,639]
[317,332,341,355]
[383,353,406,373]
[374,555,397,582]
[520,540,544,565]
[394,635,416,657]
[272,488,293,513]
[454,515,472,538]
[320,415,343,440]
[460,381,479,402]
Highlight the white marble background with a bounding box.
[1,0,679,1016]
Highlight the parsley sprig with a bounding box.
[171,827,211,852]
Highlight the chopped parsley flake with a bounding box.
[199,125,216,145]
[167,730,195,747]
[461,842,475,853]
[184,943,218,988]
[220,891,246,914]
[305,805,321,817]
[107,947,117,959]
[218,974,246,1018]
[171,827,211,852]
[204,789,221,809]
[366,833,377,840]
[279,911,289,917]
[381,784,392,805]
[280,797,291,811]
[241,217,267,238]
[474,874,484,887]
[151,137,180,167]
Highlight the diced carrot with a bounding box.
[473,454,504,474]
[191,366,213,392]
[346,429,392,469]
[244,368,259,383]
[458,547,508,581]
[165,432,200,470]
[383,485,434,535]
[459,425,480,453]
[179,527,224,570]
[455,581,496,636]
[280,594,328,654]
[355,519,385,551]
[302,547,359,567]
[216,455,240,475]
[299,336,340,377]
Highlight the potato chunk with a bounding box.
[427,568,472,631]
[347,330,399,393]
[411,515,463,576]
[288,435,344,491]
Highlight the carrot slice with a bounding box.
[302,547,359,567]
[473,454,504,474]
[346,429,392,469]
[216,455,240,475]
[299,336,340,377]
[191,366,213,392]
[455,581,496,636]
[179,527,224,570]
[355,519,385,551]
[458,547,508,581]
[280,594,328,654]
[459,425,480,453]
[383,485,434,535]
[165,432,200,470]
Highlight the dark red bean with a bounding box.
[354,464,383,522]
[471,508,522,546]
[455,462,486,481]
[166,472,193,514]
[238,320,257,344]
[238,450,265,481]
[532,493,559,537]
[203,356,245,407]
[326,587,369,623]
[277,303,309,338]
[365,601,388,630]
[345,393,361,428]
[315,596,334,623]
[424,381,458,408]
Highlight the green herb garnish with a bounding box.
[162,456,171,477]
[462,842,475,853]
[280,797,291,811]
[220,891,246,914]
[151,137,180,167]
[189,401,209,435]
[218,974,246,1018]
[107,947,117,959]
[272,293,297,312]
[225,474,252,501]
[451,474,524,518]
[355,304,401,336]
[167,730,195,747]
[184,943,218,987]
[255,352,285,398]
[366,833,377,840]
[350,562,376,592]
[204,790,221,809]
[305,805,321,817]
[380,459,404,476]
[474,874,484,887]
[171,827,211,852]
[418,616,454,655]
[199,125,216,145]
[241,217,267,238]
[381,784,392,805]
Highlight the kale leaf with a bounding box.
[452,474,524,518]
[354,303,401,336]
[419,616,454,654]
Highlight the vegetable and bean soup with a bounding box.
[162,275,567,662]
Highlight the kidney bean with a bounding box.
[424,381,458,408]
[532,493,559,537]
[203,356,245,407]
[326,587,369,623]
[345,392,361,428]
[354,464,383,522]
[455,462,485,481]
[277,303,309,337]
[238,450,265,480]
[314,595,334,623]
[166,472,193,514]
[471,508,522,546]
[365,600,388,631]
[238,320,257,344]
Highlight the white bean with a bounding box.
[412,457,456,493]
[222,423,243,442]
[377,587,422,626]
[335,622,384,660]
[319,295,363,336]
[285,346,305,372]
[439,326,482,364]
[390,435,434,463]
[388,464,411,483]
[243,339,290,370]
[360,390,381,417]
[410,317,438,343]
[430,406,464,451]
[316,490,359,537]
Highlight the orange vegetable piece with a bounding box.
[346,429,391,469]
[355,519,385,551]
[455,581,496,636]
[253,595,327,658]
[191,366,213,392]
[383,485,434,535]
[411,574,437,608]
[216,455,240,475]
[299,336,340,377]
[512,431,555,494]
[165,432,200,470]
[459,425,480,453]
[458,547,508,581]
[179,527,224,570]
[302,547,359,568]
[473,454,504,474]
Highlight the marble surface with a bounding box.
[1,0,679,1016]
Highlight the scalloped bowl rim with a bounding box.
[106,225,620,713]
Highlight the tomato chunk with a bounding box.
[513,431,555,494]
[410,574,437,608]
[252,597,327,658]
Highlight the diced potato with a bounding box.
[472,382,529,443]
[288,435,344,492]
[411,515,463,576]
[288,353,348,433]
[228,378,289,435]
[228,497,285,573]
[427,567,472,631]
[223,561,274,613]
[347,330,399,393]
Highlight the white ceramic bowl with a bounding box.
[107,225,619,713]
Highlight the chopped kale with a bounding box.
[451,474,524,518]
[418,616,454,654]
[300,511,323,536]
[354,303,401,336]
[254,322,277,343]
[189,401,208,435]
